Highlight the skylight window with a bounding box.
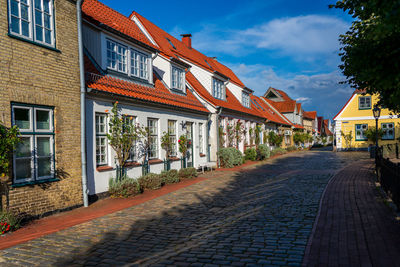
[254,99,265,111]
[166,38,176,49]
[204,59,213,69]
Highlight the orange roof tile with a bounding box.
[131,11,245,87]
[296,103,302,113]
[85,56,208,113]
[186,71,263,118]
[273,88,293,101]
[82,0,157,51]
[263,98,297,113]
[323,119,333,136]
[303,111,317,120]
[251,95,292,126]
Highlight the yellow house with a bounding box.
[333,89,400,151]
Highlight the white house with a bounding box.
[82,0,210,196]
[131,11,274,158]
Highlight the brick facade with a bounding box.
[0,0,83,217]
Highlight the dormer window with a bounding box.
[131,49,149,80]
[171,66,185,91]
[212,78,224,100]
[104,36,152,82]
[106,39,127,73]
[242,92,250,108]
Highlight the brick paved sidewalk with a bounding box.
[304,159,400,267]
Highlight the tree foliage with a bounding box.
[364,127,384,143]
[107,102,140,168]
[0,122,20,178]
[331,0,400,112]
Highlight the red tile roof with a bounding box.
[186,71,261,118]
[131,11,245,87]
[263,97,297,113]
[296,103,302,114]
[293,124,304,130]
[82,0,157,50]
[85,56,208,113]
[251,95,292,126]
[303,111,317,120]
[323,119,333,136]
[274,88,293,101]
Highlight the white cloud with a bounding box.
[227,62,353,118]
[190,15,349,62]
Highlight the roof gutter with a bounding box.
[77,0,88,207]
[216,106,223,167]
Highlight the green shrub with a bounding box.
[138,173,163,190]
[286,146,297,152]
[217,147,243,168]
[109,177,142,198]
[256,144,270,160]
[178,167,197,179]
[160,169,180,184]
[244,148,257,161]
[270,147,286,157]
[0,210,21,234]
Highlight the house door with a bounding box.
[186,122,194,167]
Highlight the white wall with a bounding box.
[82,24,101,65]
[86,98,209,195]
[227,82,244,105]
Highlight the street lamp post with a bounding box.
[373,105,381,159]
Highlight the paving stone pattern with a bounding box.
[305,159,400,267]
[0,151,368,266]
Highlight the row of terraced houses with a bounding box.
[0,0,330,217]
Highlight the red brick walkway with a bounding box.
[304,159,400,267]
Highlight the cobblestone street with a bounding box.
[0,150,368,266]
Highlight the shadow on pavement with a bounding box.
[31,151,367,266]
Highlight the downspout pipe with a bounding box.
[77,0,88,207]
[216,106,222,167]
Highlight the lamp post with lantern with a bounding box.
[373,105,381,159]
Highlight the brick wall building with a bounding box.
[0,0,83,217]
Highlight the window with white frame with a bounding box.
[212,78,224,100]
[106,39,127,73]
[355,124,368,140]
[148,118,158,159]
[242,92,250,108]
[382,123,395,140]
[359,96,371,109]
[12,104,54,184]
[8,0,55,46]
[95,113,108,166]
[168,120,177,156]
[171,66,185,91]
[123,115,137,161]
[199,123,204,154]
[131,49,148,80]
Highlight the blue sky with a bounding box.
[101,0,354,119]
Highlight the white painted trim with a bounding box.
[333,94,356,120]
[335,115,397,121]
[130,15,158,47]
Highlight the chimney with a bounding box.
[181,34,192,49]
